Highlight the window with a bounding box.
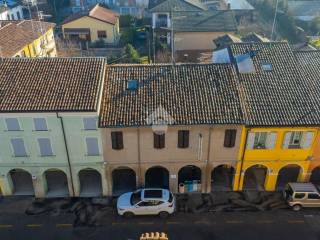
[253,132,268,149]
[11,138,27,157]
[178,130,189,148]
[138,201,154,207]
[154,132,165,149]
[224,129,237,148]
[262,63,273,71]
[294,193,305,199]
[34,118,48,131]
[86,137,100,156]
[289,131,303,149]
[308,193,320,199]
[97,30,107,39]
[5,118,20,131]
[38,138,53,156]
[111,131,123,150]
[17,12,21,20]
[83,117,97,130]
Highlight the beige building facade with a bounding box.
[102,125,243,196]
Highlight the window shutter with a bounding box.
[154,133,165,149]
[178,131,183,148]
[83,117,97,130]
[111,132,123,150]
[11,138,27,157]
[265,132,277,149]
[283,132,291,149]
[38,138,53,156]
[6,118,20,131]
[178,130,189,148]
[34,118,48,131]
[246,132,255,149]
[225,129,237,148]
[86,138,99,156]
[154,133,159,148]
[230,130,237,147]
[183,131,189,148]
[301,132,314,149]
[160,134,165,148]
[224,130,231,147]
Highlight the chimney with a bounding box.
[227,3,231,10]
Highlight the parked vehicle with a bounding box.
[283,183,320,211]
[117,188,175,218]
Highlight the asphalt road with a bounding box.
[1,209,320,240]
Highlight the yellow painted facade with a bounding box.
[14,28,57,58]
[234,127,319,191]
[62,16,120,44]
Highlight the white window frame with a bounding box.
[5,118,21,131]
[11,138,27,157]
[289,131,303,149]
[85,137,100,156]
[253,132,268,149]
[33,118,48,131]
[37,138,54,157]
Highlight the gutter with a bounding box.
[56,112,75,197]
[237,127,249,191]
[137,128,142,188]
[204,126,212,193]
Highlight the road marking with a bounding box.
[0,225,13,228]
[166,221,181,225]
[257,220,274,224]
[112,222,126,225]
[288,220,305,224]
[194,221,211,225]
[226,220,243,224]
[26,224,42,228]
[56,224,73,228]
[138,222,154,225]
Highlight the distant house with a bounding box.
[241,32,269,43]
[203,0,254,22]
[0,0,24,20]
[149,0,237,51]
[288,0,320,22]
[62,4,120,45]
[0,20,57,57]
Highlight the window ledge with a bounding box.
[12,155,29,158]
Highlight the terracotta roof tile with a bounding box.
[229,42,320,126]
[99,64,243,127]
[0,20,55,57]
[62,4,119,25]
[0,57,105,112]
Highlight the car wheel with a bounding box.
[123,212,134,218]
[159,211,169,219]
[293,204,302,211]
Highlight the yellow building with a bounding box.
[226,42,320,192]
[61,4,120,45]
[0,20,57,57]
[234,127,318,191]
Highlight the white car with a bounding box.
[117,188,175,218]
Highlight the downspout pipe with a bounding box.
[56,112,75,197]
[237,127,249,191]
[205,127,212,193]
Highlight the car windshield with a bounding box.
[130,190,141,205]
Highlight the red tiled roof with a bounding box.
[0,20,55,57]
[0,57,106,112]
[62,4,119,25]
